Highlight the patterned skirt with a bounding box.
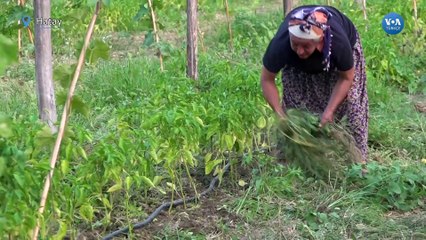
[281,34,369,161]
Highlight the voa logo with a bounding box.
[382,12,404,35]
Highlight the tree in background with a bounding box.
[283,0,293,16]
[34,0,57,133]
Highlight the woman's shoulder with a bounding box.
[328,10,357,46]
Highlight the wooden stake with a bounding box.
[147,0,164,71]
[18,27,21,60]
[18,0,21,60]
[224,0,233,50]
[27,27,34,44]
[413,0,418,33]
[283,0,292,16]
[362,0,367,20]
[187,0,198,80]
[31,2,102,240]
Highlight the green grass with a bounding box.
[227,157,426,239]
[368,74,426,160]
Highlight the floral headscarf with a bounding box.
[288,7,333,71]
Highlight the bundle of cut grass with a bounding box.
[273,109,363,179]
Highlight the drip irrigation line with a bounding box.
[102,161,231,240]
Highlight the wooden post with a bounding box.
[18,27,21,61]
[413,0,418,34]
[34,0,57,133]
[27,27,34,44]
[283,0,292,16]
[18,0,22,60]
[187,0,198,80]
[224,0,233,50]
[362,0,367,20]
[147,0,163,71]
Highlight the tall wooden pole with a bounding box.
[413,0,418,34]
[283,0,292,16]
[224,0,233,50]
[18,0,22,61]
[362,0,367,20]
[34,0,57,133]
[147,0,163,71]
[187,0,198,80]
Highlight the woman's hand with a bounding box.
[319,109,334,127]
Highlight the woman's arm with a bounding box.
[260,67,285,118]
[320,66,355,127]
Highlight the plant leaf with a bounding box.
[183,150,195,167]
[56,92,90,118]
[77,146,88,160]
[79,204,94,222]
[13,174,25,188]
[141,176,155,188]
[0,123,13,138]
[87,39,110,64]
[107,182,122,193]
[195,117,204,126]
[0,157,5,177]
[389,182,402,194]
[61,159,70,175]
[34,125,55,148]
[53,64,75,88]
[102,0,111,7]
[101,197,112,209]
[51,221,67,240]
[166,182,176,191]
[125,176,132,190]
[134,4,149,21]
[224,134,236,151]
[238,179,247,187]
[204,152,212,162]
[256,116,267,129]
[205,159,222,175]
[71,96,90,118]
[143,31,154,47]
[0,34,18,75]
[153,176,163,186]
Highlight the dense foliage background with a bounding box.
[1,0,425,239]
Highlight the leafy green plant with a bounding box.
[251,156,304,197]
[348,162,426,211]
[0,114,53,238]
[0,34,18,75]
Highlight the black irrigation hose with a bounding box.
[102,161,232,240]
